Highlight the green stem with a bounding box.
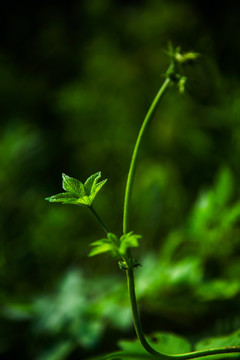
[97,351,240,360]
[89,205,110,234]
[123,76,171,235]
[126,268,240,359]
[126,268,162,357]
[122,70,240,359]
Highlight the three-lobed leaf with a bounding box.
[46,172,107,206]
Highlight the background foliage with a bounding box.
[1,0,240,359]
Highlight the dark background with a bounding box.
[1,0,240,359]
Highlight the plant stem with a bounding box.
[89,205,110,234]
[97,351,240,360]
[123,75,171,235]
[126,267,240,359]
[126,268,163,357]
[122,70,240,359]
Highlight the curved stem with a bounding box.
[89,205,110,234]
[99,351,240,360]
[123,76,171,235]
[126,268,163,357]
[122,70,240,358]
[126,268,240,359]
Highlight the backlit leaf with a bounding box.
[46,172,107,207]
[62,173,85,197]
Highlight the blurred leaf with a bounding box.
[196,280,240,301]
[119,232,141,256]
[214,167,234,207]
[1,303,34,321]
[119,332,191,355]
[33,269,131,351]
[88,332,191,360]
[89,239,116,257]
[38,340,74,360]
[195,328,240,351]
[89,232,141,258]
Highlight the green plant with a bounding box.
[46,46,240,359]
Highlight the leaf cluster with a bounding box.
[166,43,199,94]
[45,172,107,206]
[89,232,141,259]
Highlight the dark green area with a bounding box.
[1,0,240,359]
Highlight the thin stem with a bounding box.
[126,268,240,359]
[126,268,162,357]
[89,205,110,234]
[122,70,240,359]
[123,76,171,235]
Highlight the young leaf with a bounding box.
[62,173,85,197]
[89,232,140,259]
[88,179,108,204]
[119,232,141,255]
[89,241,114,257]
[84,172,102,196]
[45,172,107,207]
[45,192,79,204]
[88,233,119,258]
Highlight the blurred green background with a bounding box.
[1,0,240,359]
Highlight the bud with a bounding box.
[178,76,187,94]
[174,48,200,64]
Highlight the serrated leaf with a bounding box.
[62,173,85,197]
[45,193,79,204]
[46,172,107,207]
[84,172,102,196]
[88,179,108,204]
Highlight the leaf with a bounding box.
[214,167,233,207]
[119,232,141,255]
[89,242,114,257]
[119,332,191,355]
[88,233,119,258]
[62,173,85,197]
[45,193,79,204]
[107,233,120,247]
[88,179,108,204]
[223,201,240,229]
[195,328,240,351]
[89,232,140,258]
[84,172,102,196]
[46,172,107,207]
[37,340,74,360]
